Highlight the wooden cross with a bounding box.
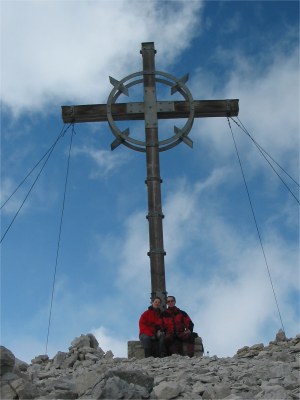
[61,42,239,307]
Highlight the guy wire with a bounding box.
[227,117,285,334]
[45,124,75,355]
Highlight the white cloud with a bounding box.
[190,47,299,179]
[196,235,299,357]
[0,177,26,215]
[226,52,299,156]
[1,0,202,116]
[0,172,59,217]
[72,145,129,178]
[115,211,149,295]
[92,326,127,357]
[194,166,232,193]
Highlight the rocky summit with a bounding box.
[1,331,299,399]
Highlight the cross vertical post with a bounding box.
[141,43,167,307]
[61,42,239,309]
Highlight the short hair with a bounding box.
[167,295,176,302]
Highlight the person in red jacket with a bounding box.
[162,295,195,357]
[139,297,166,358]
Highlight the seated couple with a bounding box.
[139,295,195,358]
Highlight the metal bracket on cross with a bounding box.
[107,70,195,152]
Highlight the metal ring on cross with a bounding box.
[106,70,195,152]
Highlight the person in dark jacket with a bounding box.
[162,295,195,357]
[139,297,166,358]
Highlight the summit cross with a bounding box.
[61,42,239,308]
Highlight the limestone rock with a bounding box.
[31,354,49,364]
[1,331,299,399]
[0,346,15,375]
[10,377,39,399]
[70,334,91,349]
[73,370,101,397]
[107,369,154,392]
[1,381,17,399]
[14,358,29,373]
[87,333,99,349]
[276,329,287,342]
[104,350,114,359]
[70,333,99,350]
[52,351,68,368]
[153,381,182,399]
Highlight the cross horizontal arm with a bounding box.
[61,99,239,124]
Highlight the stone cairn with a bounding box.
[1,330,299,399]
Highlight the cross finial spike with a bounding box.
[109,76,129,96]
[111,128,130,151]
[182,136,193,148]
[174,125,193,148]
[171,74,189,95]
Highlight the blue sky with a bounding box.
[1,1,299,362]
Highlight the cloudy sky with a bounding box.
[1,1,299,363]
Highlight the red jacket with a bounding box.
[139,306,163,337]
[162,306,194,335]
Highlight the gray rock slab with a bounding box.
[0,346,15,375]
[1,329,299,400]
[74,370,103,396]
[153,381,182,399]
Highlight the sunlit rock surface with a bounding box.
[1,331,299,399]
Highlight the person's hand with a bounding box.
[156,330,164,338]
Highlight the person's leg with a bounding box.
[167,336,182,355]
[151,339,159,357]
[164,333,174,356]
[182,333,195,357]
[139,334,152,357]
[157,334,166,357]
[176,338,184,355]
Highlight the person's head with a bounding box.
[167,295,176,308]
[151,297,161,309]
